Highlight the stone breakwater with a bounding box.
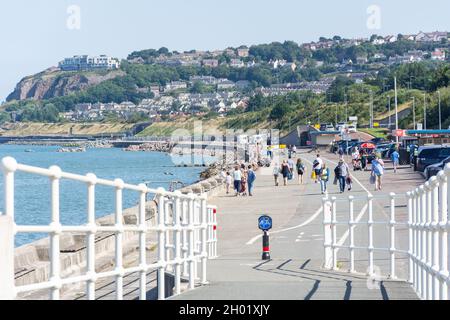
[124,142,174,152]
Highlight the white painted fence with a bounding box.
[0,157,218,300]
[322,165,450,300]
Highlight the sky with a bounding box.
[1,0,450,102]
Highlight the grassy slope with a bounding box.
[0,122,134,136]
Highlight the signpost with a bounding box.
[258,215,272,260]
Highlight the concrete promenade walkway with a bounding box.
[172,150,423,300]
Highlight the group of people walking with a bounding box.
[273,158,307,186]
[225,163,257,197]
[224,144,391,198]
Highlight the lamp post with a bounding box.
[387,96,391,129]
[369,90,374,129]
[424,93,427,130]
[412,97,416,130]
[438,90,441,130]
[394,76,399,145]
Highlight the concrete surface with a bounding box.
[172,150,424,300]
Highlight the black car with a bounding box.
[424,156,450,180]
[416,146,450,173]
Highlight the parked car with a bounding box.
[337,122,346,132]
[424,156,450,180]
[325,124,335,132]
[347,125,357,133]
[416,146,450,173]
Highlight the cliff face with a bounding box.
[6,68,125,102]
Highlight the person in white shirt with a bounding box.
[313,155,323,183]
[233,166,242,196]
[273,163,280,186]
[225,172,232,194]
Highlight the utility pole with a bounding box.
[438,90,442,130]
[387,96,391,129]
[344,93,348,123]
[370,90,374,129]
[412,97,416,130]
[424,93,427,130]
[394,76,399,145]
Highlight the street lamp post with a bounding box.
[424,93,427,130]
[438,90,442,130]
[394,77,399,145]
[369,90,374,129]
[412,97,416,130]
[344,93,348,123]
[387,96,391,129]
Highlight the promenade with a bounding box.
[172,150,423,300]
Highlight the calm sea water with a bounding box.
[0,145,215,247]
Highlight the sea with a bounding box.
[0,145,216,247]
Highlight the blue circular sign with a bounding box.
[258,215,272,231]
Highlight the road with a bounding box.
[171,150,423,300]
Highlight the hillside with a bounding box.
[6,68,125,102]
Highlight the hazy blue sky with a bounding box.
[1,0,449,101]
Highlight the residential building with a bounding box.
[237,48,250,57]
[431,49,446,61]
[202,59,219,68]
[415,31,448,42]
[59,55,120,71]
[230,59,244,68]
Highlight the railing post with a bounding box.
[188,193,196,290]
[138,184,148,300]
[367,195,374,276]
[86,173,97,300]
[322,197,332,269]
[430,177,440,300]
[1,157,17,219]
[419,185,426,299]
[165,199,172,273]
[182,198,189,277]
[331,197,337,271]
[200,194,208,285]
[407,192,413,284]
[114,179,124,300]
[49,166,62,300]
[389,193,396,279]
[173,191,182,295]
[440,167,449,300]
[213,207,217,258]
[425,182,433,300]
[348,196,355,273]
[0,215,15,300]
[412,190,418,292]
[157,188,166,300]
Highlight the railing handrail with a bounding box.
[0,157,218,300]
[323,163,450,300]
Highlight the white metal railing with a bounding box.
[322,164,450,300]
[0,156,218,300]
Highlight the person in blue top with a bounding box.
[247,165,256,196]
[371,156,385,191]
[391,149,400,173]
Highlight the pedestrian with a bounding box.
[335,159,350,193]
[338,146,344,158]
[296,158,306,184]
[281,160,291,186]
[273,162,280,186]
[391,149,400,173]
[371,156,385,191]
[247,165,256,196]
[319,163,330,194]
[292,145,297,156]
[225,172,232,194]
[240,167,248,196]
[287,157,295,173]
[312,154,323,183]
[233,166,242,196]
